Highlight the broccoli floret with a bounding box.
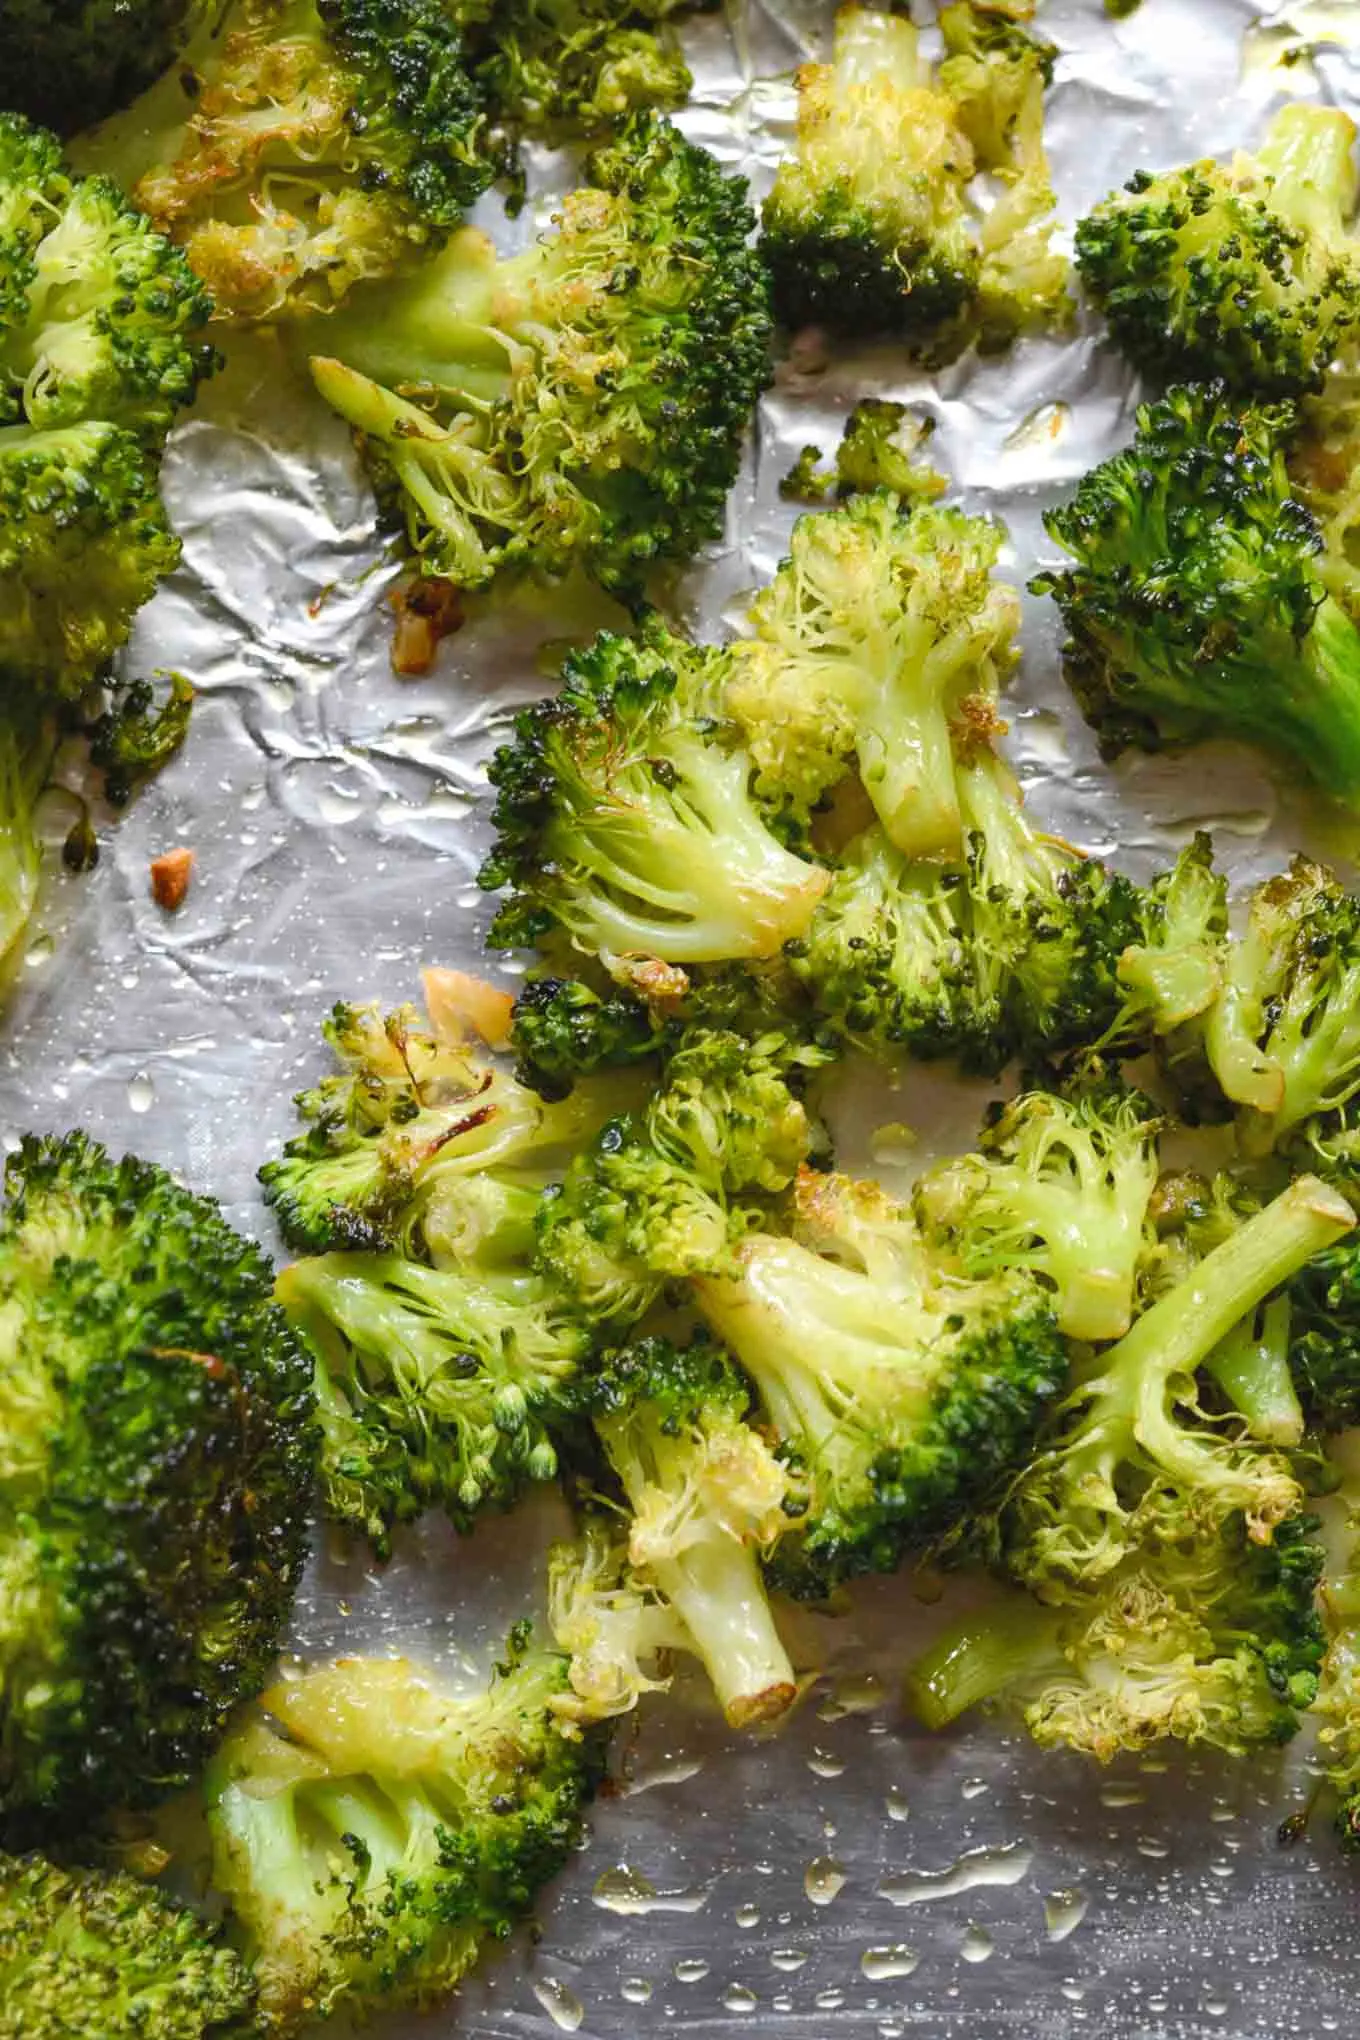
[261,992,627,1254]
[548,1520,690,1720]
[1035,382,1360,804]
[74,0,491,324]
[309,115,772,601]
[999,1174,1353,1604]
[536,1025,822,1329]
[909,1512,1326,1759]
[761,6,978,342]
[0,1130,316,1836]
[1290,385,1360,622]
[1315,1537,1360,1848]
[1102,831,1227,1052]
[937,3,1068,345]
[0,1849,260,2039]
[589,1335,797,1726]
[914,1072,1162,1343]
[206,1642,605,2030]
[1286,1238,1360,1432]
[724,493,1019,855]
[276,1252,586,1555]
[84,671,193,806]
[1075,103,1360,396]
[779,399,947,506]
[0,1,198,136]
[468,0,696,150]
[480,624,828,964]
[692,1167,1067,1597]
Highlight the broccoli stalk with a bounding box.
[0,704,55,976]
[589,1337,797,1727]
[206,1644,606,2030]
[1035,383,1360,804]
[309,115,773,600]
[1203,1295,1303,1449]
[0,1849,259,2038]
[1075,102,1360,395]
[692,1168,1067,1596]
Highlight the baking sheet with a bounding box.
[8,0,1360,2031]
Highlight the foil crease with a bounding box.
[6,1,1360,2032]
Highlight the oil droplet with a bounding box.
[771,1994,794,2015]
[1061,1982,1086,2004]
[869,1123,917,1169]
[620,1978,652,2004]
[880,1842,1032,1908]
[734,1904,760,1928]
[807,1748,845,1780]
[127,1071,154,1113]
[861,1945,919,1981]
[818,1671,884,1721]
[816,1989,846,2011]
[770,1948,809,1973]
[960,1924,993,1964]
[1099,1783,1144,1808]
[1136,1836,1170,1860]
[532,1979,584,2032]
[723,1985,758,2012]
[1044,1888,1089,1943]
[1205,1999,1229,2018]
[674,1959,709,1984]
[885,1788,909,1822]
[879,2025,904,2040]
[804,1856,847,1906]
[960,1777,989,1800]
[592,1865,709,1915]
[23,933,54,970]
[315,782,366,826]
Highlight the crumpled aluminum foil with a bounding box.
[8,0,1360,2032]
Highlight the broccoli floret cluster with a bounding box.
[309,113,772,605]
[780,399,947,508]
[0,0,197,136]
[0,1131,316,1837]
[467,0,699,154]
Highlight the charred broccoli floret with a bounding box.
[1034,382,1360,804]
[1075,103,1360,396]
[1,0,198,136]
[206,1642,605,2031]
[761,6,977,341]
[309,115,772,601]
[74,0,491,323]
[0,1131,316,1837]
[909,1512,1326,1760]
[725,493,1018,857]
[589,1335,797,1726]
[692,1167,1067,1598]
[914,1072,1162,1343]
[480,624,828,965]
[0,1849,260,2039]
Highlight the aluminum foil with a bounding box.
[9,0,1360,2032]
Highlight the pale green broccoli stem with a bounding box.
[831,7,927,93]
[907,1597,1063,1729]
[0,717,51,972]
[418,1174,543,1268]
[647,1537,797,1728]
[313,228,523,400]
[1202,1295,1303,1448]
[1240,943,1360,1157]
[1204,918,1288,1113]
[1112,1176,1352,1497]
[1255,103,1359,245]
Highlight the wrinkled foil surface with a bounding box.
[8,1,1360,2032]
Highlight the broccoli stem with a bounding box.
[312,227,521,404]
[1294,593,1360,802]
[907,1598,1063,1729]
[831,7,927,92]
[648,1539,797,1728]
[1203,1295,1304,1448]
[1255,103,1359,245]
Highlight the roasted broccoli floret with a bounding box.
[779,399,947,507]
[692,1167,1067,1597]
[74,0,490,323]
[206,1642,605,2030]
[1,0,198,136]
[276,1251,587,1554]
[548,1519,690,1720]
[1102,830,1227,1053]
[725,493,1018,855]
[1035,382,1360,804]
[909,1512,1326,1760]
[914,1073,1162,1343]
[998,1174,1353,1604]
[480,624,827,965]
[589,1335,797,1726]
[0,1849,260,2039]
[261,989,628,1255]
[468,0,696,149]
[0,1131,316,1836]
[309,115,772,601]
[761,6,977,341]
[1075,103,1360,396]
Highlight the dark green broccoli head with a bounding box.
[276,1251,587,1554]
[470,0,695,147]
[311,113,773,600]
[77,0,492,323]
[761,7,978,339]
[1034,382,1360,803]
[0,0,195,136]
[207,1644,606,2031]
[1076,103,1360,396]
[0,1850,260,2040]
[1287,1239,1360,1431]
[0,1131,316,1838]
[692,1168,1067,1598]
[479,624,828,963]
[510,976,665,1099]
